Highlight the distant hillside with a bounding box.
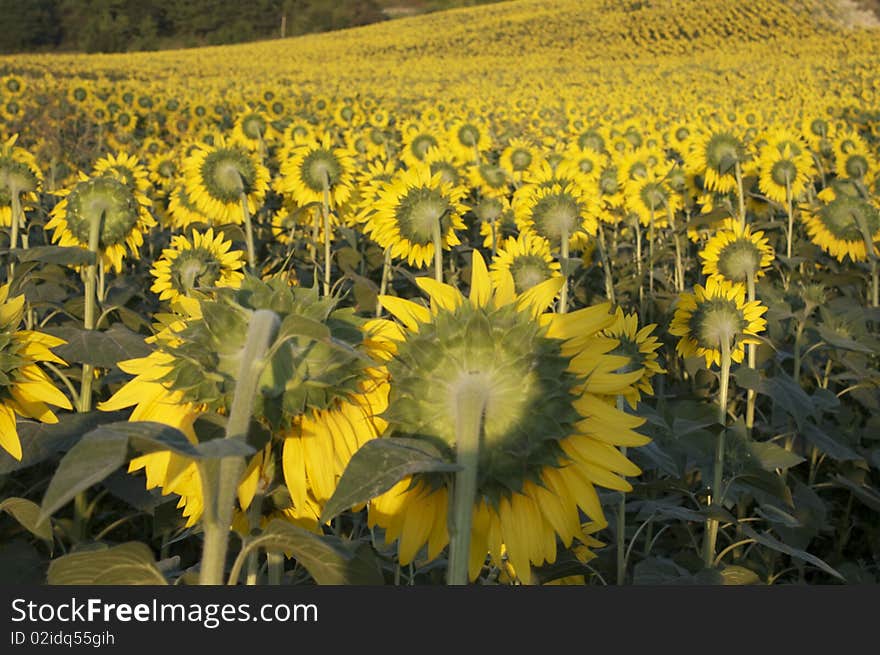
[0,0,503,54]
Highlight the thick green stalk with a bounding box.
[703,336,731,568]
[597,224,616,304]
[200,310,280,586]
[558,227,569,314]
[785,178,794,260]
[240,192,256,273]
[668,204,684,292]
[376,247,393,317]
[745,272,757,433]
[446,379,488,586]
[615,396,627,585]
[648,205,655,323]
[735,161,745,228]
[321,175,333,296]
[432,217,443,283]
[8,190,22,277]
[78,210,103,413]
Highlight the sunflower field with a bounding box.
[0,0,879,587]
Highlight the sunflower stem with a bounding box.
[597,224,615,304]
[703,336,731,569]
[871,259,878,309]
[240,192,256,273]
[8,189,22,278]
[635,214,644,318]
[648,205,655,322]
[615,395,627,585]
[490,218,497,257]
[785,178,794,260]
[668,204,684,293]
[78,210,103,413]
[745,272,757,433]
[267,551,284,585]
[321,174,333,296]
[447,379,487,586]
[735,161,745,228]
[199,309,279,586]
[432,216,443,284]
[558,227,569,314]
[376,247,392,318]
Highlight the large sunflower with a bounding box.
[277,133,356,209]
[687,130,747,194]
[150,228,245,302]
[756,129,814,204]
[600,307,664,408]
[366,164,468,269]
[490,232,561,294]
[182,137,270,225]
[699,219,775,283]
[99,277,388,528]
[364,252,649,583]
[0,134,41,229]
[0,284,72,460]
[46,173,157,273]
[802,184,880,262]
[669,276,768,368]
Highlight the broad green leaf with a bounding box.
[44,324,153,368]
[0,539,47,584]
[747,441,805,472]
[0,497,53,543]
[802,422,861,462]
[757,375,813,427]
[733,366,761,391]
[10,245,96,266]
[739,524,844,581]
[718,565,762,585]
[0,410,126,474]
[47,542,167,585]
[322,438,459,523]
[832,475,880,512]
[249,519,383,585]
[40,421,251,522]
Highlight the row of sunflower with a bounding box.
[0,0,878,585]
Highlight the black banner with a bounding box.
[0,585,876,652]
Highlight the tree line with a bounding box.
[0,0,388,54]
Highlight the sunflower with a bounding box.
[93,151,152,195]
[364,252,649,583]
[687,130,747,193]
[499,137,540,182]
[801,184,880,263]
[150,228,245,302]
[623,161,681,228]
[0,134,41,229]
[3,74,26,97]
[366,164,468,269]
[513,179,598,251]
[699,219,775,283]
[99,276,388,528]
[757,130,814,204]
[166,183,210,230]
[832,132,877,183]
[490,232,561,294]
[600,307,664,408]
[469,161,511,199]
[276,133,356,209]
[669,276,768,368]
[448,118,491,164]
[46,173,157,273]
[0,284,73,460]
[422,147,465,187]
[231,110,274,152]
[182,137,270,225]
[400,121,444,168]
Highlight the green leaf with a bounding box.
[44,324,153,368]
[816,325,876,354]
[831,475,880,512]
[250,520,383,585]
[321,438,460,523]
[10,245,96,266]
[718,565,762,585]
[47,542,167,585]
[802,422,861,462]
[0,410,126,474]
[733,366,761,390]
[39,430,130,523]
[40,421,252,522]
[757,375,813,427]
[0,498,53,544]
[739,524,844,581]
[747,441,805,472]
